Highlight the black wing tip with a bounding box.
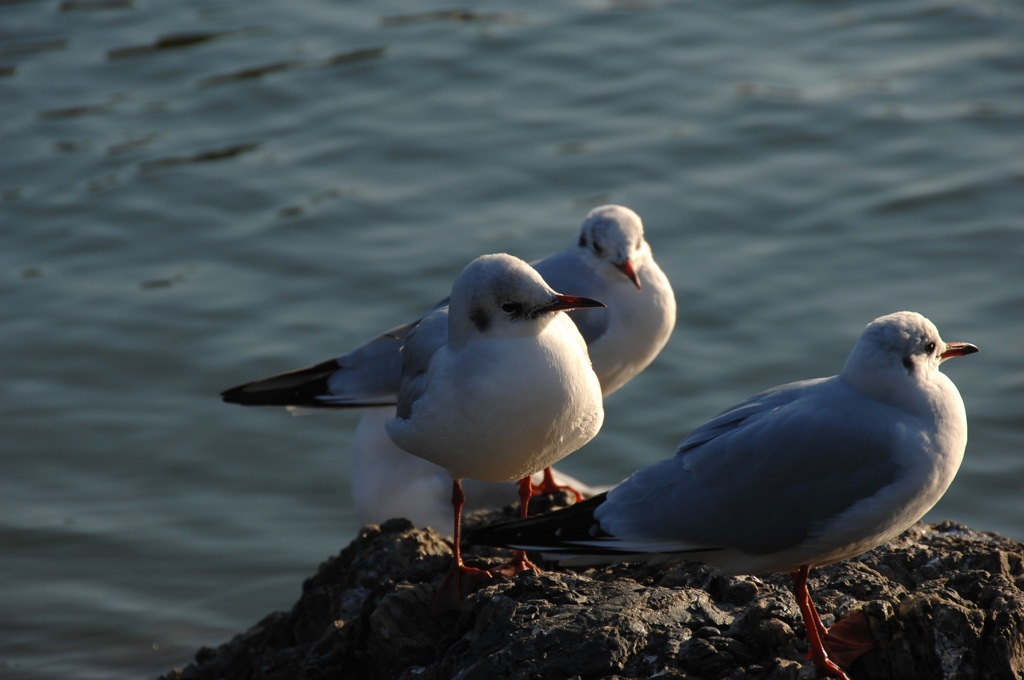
[220,382,250,402]
[468,492,609,549]
[219,358,346,407]
[219,383,345,408]
[220,385,247,404]
[219,383,306,406]
[219,383,396,409]
[466,516,527,548]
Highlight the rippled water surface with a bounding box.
[3,0,1022,677]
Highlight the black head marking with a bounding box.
[470,307,491,332]
[579,231,604,254]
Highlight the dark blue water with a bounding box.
[2,0,1022,677]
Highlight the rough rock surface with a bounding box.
[161,505,1024,680]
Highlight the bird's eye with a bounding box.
[501,302,520,314]
[925,341,936,353]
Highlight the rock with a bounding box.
[160,515,1024,680]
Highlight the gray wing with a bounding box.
[221,299,449,408]
[315,320,414,405]
[532,249,611,345]
[675,378,829,451]
[598,376,902,555]
[394,307,449,420]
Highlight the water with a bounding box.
[2,0,1022,677]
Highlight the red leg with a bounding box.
[791,566,830,641]
[790,565,850,680]
[519,476,533,518]
[789,566,877,670]
[532,466,584,503]
[492,477,540,577]
[432,479,495,614]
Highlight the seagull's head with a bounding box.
[841,311,978,408]
[576,205,650,290]
[449,253,605,342]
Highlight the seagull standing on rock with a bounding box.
[471,311,977,679]
[221,205,676,529]
[384,253,606,610]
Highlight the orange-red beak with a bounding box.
[541,294,606,313]
[940,341,979,361]
[617,260,641,290]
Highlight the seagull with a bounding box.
[349,408,603,532]
[470,311,977,679]
[382,253,606,610]
[537,204,676,398]
[221,205,675,526]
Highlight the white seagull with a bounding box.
[471,311,977,679]
[221,205,676,528]
[348,408,601,532]
[384,253,606,610]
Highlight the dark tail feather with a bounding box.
[221,358,347,408]
[468,492,610,550]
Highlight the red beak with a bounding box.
[541,294,606,313]
[940,342,979,361]
[617,260,641,290]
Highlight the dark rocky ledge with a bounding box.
[161,502,1024,680]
